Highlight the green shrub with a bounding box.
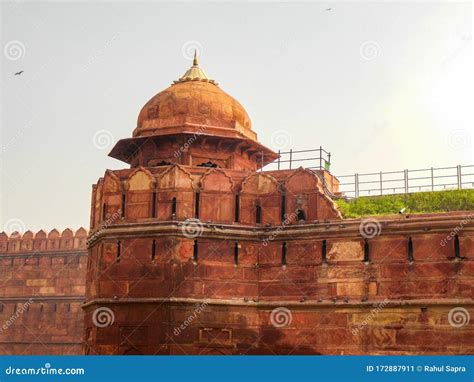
[336,189,474,218]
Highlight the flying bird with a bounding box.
[14,70,24,76]
[325,8,332,11]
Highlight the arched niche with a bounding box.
[125,168,155,221]
[156,165,195,220]
[199,168,235,223]
[128,167,153,191]
[240,172,281,225]
[284,168,341,222]
[103,171,120,193]
[101,171,122,223]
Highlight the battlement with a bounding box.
[0,227,88,355]
[0,228,88,254]
[91,165,341,232]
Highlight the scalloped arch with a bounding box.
[127,167,155,191]
[157,164,194,190]
[241,172,280,195]
[103,170,121,193]
[199,168,234,192]
[285,167,324,194]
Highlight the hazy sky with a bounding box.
[1,1,472,233]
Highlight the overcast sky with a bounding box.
[1,1,472,233]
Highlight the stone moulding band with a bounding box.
[0,296,85,302]
[0,251,88,259]
[86,212,474,247]
[81,297,474,309]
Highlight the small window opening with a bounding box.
[193,240,198,263]
[116,241,121,263]
[282,242,287,266]
[296,209,306,221]
[234,195,240,223]
[171,197,177,217]
[234,242,239,266]
[121,194,126,218]
[256,204,262,224]
[363,239,370,263]
[198,161,218,168]
[454,234,461,259]
[322,240,327,263]
[151,192,157,218]
[281,195,286,222]
[152,239,156,261]
[407,237,414,263]
[195,192,200,219]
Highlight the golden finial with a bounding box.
[174,49,218,86]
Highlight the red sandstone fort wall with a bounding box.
[0,229,88,355]
[83,217,473,354]
[83,163,473,355]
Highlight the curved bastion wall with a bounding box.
[84,162,474,354]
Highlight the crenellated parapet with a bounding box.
[0,228,88,254]
[0,227,88,355]
[90,165,341,232]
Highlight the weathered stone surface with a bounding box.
[0,229,87,355]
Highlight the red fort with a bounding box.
[1,55,473,355]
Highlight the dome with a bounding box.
[133,54,255,141]
[109,53,277,167]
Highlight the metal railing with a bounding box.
[264,147,331,171]
[338,165,474,198]
[263,147,473,198]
